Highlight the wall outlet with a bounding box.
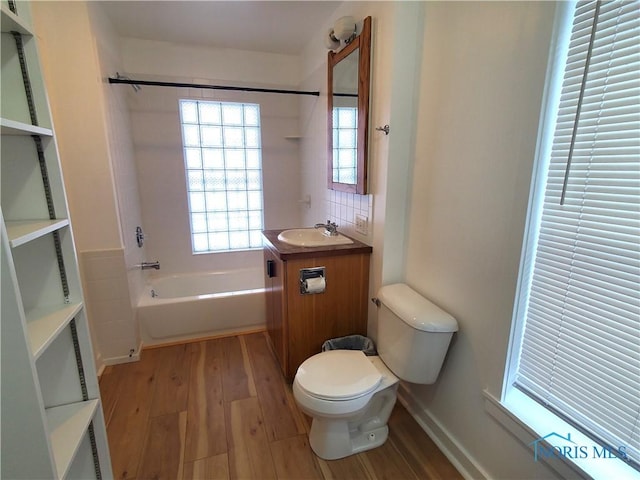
[355,214,369,235]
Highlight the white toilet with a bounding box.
[293,283,458,460]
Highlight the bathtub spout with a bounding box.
[140,261,160,270]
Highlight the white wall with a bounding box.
[32,2,120,252]
[32,1,142,367]
[299,0,428,348]
[298,62,330,225]
[402,2,563,478]
[299,6,386,245]
[120,39,302,275]
[301,1,565,478]
[120,37,300,87]
[88,3,146,303]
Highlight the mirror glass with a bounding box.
[328,16,371,194]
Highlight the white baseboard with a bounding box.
[397,384,490,480]
[95,352,105,377]
[101,340,143,366]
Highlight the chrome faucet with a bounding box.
[314,220,338,236]
[139,261,160,270]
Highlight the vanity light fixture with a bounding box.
[334,16,356,42]
[325,16,357,51]
[324,28,340,50]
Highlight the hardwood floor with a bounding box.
[99,332,462,480]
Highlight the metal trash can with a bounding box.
[321,334,377,356]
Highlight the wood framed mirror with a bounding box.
[327,16,371,194]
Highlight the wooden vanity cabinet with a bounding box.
[262,230,372,381]
[263,246,286,371]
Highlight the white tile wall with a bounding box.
[80,249,140,364]
[327,190,373,241]
[129,73,302,274]
[93,34,145,365]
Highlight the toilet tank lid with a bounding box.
[377,283,458,333]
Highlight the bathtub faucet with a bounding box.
[139,261,160,270]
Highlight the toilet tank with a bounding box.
[376,283,458,384]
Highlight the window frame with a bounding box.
[499,1,640,478]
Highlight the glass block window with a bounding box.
[179,100,264,253]
[332,107,358,184]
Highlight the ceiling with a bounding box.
[100,1,342,55]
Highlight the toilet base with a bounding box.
[306,384,398,460]
[293,356,400,461]
[309,419,389,460]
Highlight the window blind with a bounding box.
[515,0,640,466]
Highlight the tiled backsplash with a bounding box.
[327,189,373,240]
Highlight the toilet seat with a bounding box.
[296,350,382,401]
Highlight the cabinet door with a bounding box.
[286,253,370,378]
[263,248,286,374]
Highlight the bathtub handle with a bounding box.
[266,260,275,278]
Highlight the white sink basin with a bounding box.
[277,228,354,247]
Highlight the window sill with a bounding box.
[192,246,263,255]
[484,389,638,480]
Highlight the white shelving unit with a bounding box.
[1,2,113,478]
[1,117,53,135]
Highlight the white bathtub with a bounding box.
[137,268,266,346]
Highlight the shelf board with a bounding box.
[6,219,69,248]
[1,118,52,136]
[46,400,99,480]
[1,4,34,35]
[26,303,83,359]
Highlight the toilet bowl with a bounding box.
[293,283,458,460]
[293,350,399,460]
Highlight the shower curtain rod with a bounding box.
[108,76,320,96]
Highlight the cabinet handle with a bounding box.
[266,260,275,278]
